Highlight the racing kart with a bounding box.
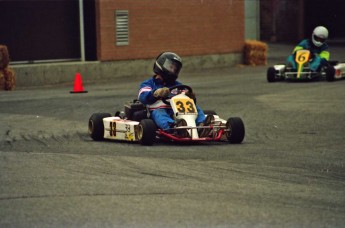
[267,49,345,82]
[88,85,245,145]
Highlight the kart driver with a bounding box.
[287,26,330,72]
[138,52,212,136]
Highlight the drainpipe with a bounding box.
[79,0,85,61]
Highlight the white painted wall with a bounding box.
[245,0,260,40]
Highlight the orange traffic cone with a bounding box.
[70,72,88,93]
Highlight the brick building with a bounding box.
[0,0,245,63]
[96,0,244,61]
[0,0,245,86]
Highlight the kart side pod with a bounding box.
[103,117,141,142]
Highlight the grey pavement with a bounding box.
[1,41,345,227]
[1,54,345,227]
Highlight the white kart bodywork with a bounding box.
[170,93,227,139]
[334,63,345,79]
[271,63,345,80]
[101,93,227,142]
[103,117,140,141]
[268,49,345,82]
[88,85,245,145]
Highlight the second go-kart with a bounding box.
[88,85,245,145]
[267,49,345,82]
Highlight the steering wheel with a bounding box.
[162,84,193,105]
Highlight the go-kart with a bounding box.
[88,85,245,145]
[267,49,345,82]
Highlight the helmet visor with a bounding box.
[313,34,326,43]
[163,59,181,76]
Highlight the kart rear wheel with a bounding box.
[225,117,245,144]
[88,113,111,141]
[267,67,276,82]
[138,119,157,146]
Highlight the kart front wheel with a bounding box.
[267,67,276,82]
[88,113,111,141]
[138,119,157,145]
[225,117,245,144]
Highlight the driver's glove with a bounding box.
[153,87,170,98]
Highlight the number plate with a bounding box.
[295,50,310,65]
[295,50,310,78]
[173,98,197,114]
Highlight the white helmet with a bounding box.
[312,26,328,47]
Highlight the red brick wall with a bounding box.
[96,0,244,61]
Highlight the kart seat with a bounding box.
[124,99,148,121]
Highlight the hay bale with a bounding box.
[0,70,5,89]
[0,67,16,90]
[0,45,10,70]
[0,45,16,90]
[4,67,16,90]
[244,40,268,65]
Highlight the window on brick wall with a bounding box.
[115,10,129,46]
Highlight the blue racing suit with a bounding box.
[138,76,206,130]
[286,39,329,72]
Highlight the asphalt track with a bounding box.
[0,44,345,227]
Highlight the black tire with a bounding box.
[88,113,111,141]
[267,67,276,82]
[204,110,217,115]
[325,65,335,82]
[225,117,245,144]
[138,119,157,145]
